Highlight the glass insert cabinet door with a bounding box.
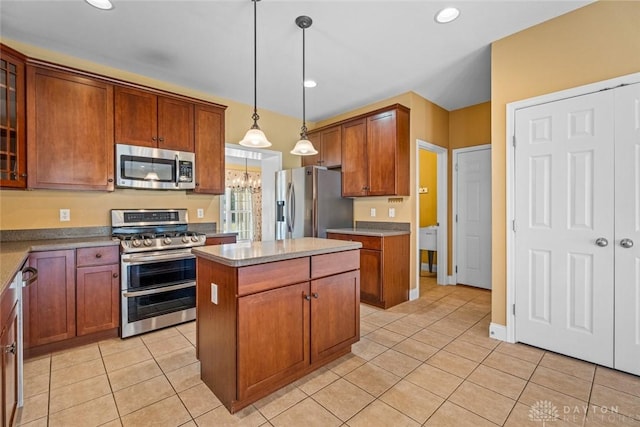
[0,48,26,188]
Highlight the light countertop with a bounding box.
[192,237,362,267]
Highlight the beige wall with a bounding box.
[491,1,640,325]
[0,39,304,230]
[418,150,437,227]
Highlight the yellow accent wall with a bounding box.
[418,150,437,227]
[0,39,304,230]
[491,1,640,325]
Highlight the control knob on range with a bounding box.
[143,239,153,247]
[191,235,201,242]
[131,239,142,248]
[181,236,190,244]
[163,237,172,245]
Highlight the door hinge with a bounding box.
[512,220,516,232]
[455,265,458,273]
[512,304,516,315]
[455,214,458,223]
[512,135,516,147]
[455,163,458,172]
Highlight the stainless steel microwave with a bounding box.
[115,144,195,190]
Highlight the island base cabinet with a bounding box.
[238,282,310,402]
[196,250,360,414]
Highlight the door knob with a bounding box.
[595,238,609,247]
[620,238,634,249]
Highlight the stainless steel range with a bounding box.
[111,209,205,338]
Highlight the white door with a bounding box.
[514,90,616,367]
[614,83,640,375]
[456,147,492,289]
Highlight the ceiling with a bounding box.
[0,0,592,123]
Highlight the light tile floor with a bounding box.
[16,275,640,426]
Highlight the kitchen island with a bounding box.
[192,237,362,413]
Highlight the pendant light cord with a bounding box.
[251,0,260,126]
[300,25,307,138]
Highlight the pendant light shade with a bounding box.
[290,15,318,156]
[240,0,271,148]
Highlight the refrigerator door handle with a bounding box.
[288,183,296,233]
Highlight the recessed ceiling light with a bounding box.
[85,0,114,10]
[304,80,317,88]
[435,7,459,24]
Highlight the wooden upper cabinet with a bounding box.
[303,125,342,168]
[192,104,226,194]
[341,118,368,196]
[115,86,195,152]
[341,104,409,197]
[0,45,26,189]
[26,65,115,191]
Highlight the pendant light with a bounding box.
[290,15,318,156]
[239,0,271,148]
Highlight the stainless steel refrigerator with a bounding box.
[276,166,353,239]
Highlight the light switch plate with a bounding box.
[370,208,376,217]
[197,208,204,218]
[211,283,218,304]
[388,208,395,218]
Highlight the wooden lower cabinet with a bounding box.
[25,245,120,355]
[327,232,409,309]
[205,235,236,246]
[196,250,360,413]
[24,250,76,348]
[76,246,119,336]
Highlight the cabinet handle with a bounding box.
[21,266,38,286]
[4,343,16,355]
[113,273,119,279]
[312,292,319,299]
[303,294,311,301]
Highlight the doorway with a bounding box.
[224,144,282,242]
[416,140,448,298]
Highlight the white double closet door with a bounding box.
[514,83,640,375]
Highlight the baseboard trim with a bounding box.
[409,287,419,300]
[489,323,507,341]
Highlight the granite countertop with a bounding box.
[192,237,362,267]
[0,231,236,294]
[326,228,411,237]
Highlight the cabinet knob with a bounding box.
[113,273,119,279]
[95,253,102,258]
[152,136,157,141]
[4,343,16,355]
[312,292,319,299]
[107,178,114,183]
[158,137,165,142]
[303,294,311,301]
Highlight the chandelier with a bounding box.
[228,158,261,194]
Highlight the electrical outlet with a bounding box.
[388,207,396,218]
[211,283,218,304]
[370,208,376,217]
[197,208,204,218]
[59,209,71,222]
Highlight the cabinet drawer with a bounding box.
[76,246,119,267]
[238,258,310,296]
[312,250,359,279]
[327,233,381,250]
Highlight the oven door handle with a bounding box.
[122,252,196,264]
[123,281,195,298]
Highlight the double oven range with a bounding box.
[111,209,205,338]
